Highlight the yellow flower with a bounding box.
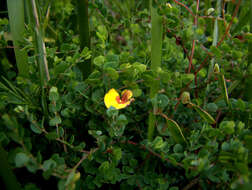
[104,88,133,110]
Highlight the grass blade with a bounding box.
[25,0,49,116]
[7,0,29,77]
[31,0,50,84]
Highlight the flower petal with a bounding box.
[104,88,120,109]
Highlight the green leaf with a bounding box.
[244,134,252,151]
[65,171,80,187]
[182,74,194,84]
[49,116,62,126]
[219,121,235,135]
[99,161,110,173]
[45,132,58,140]
[49,87,59,102]
[157,123,169,136]
[93,56,105,68]
[152,136,165,150]
[116,114,128,126]
[156,94,169,109]
[15,152,30,167]
[173,144,183,153]
[206,103,218,112]
[165,118,187,144]
[160,71,171,84]
[132,62,146,73]
[236,99,246,111]
[104,67,119,80]
[132,89,142,97]
[106,107,118,117]
[190,103,216,124]
[91,88,104,103]
[210,46,222,58]
[112,147,122,161]
[30,123,42,134]
[42,159,57,171]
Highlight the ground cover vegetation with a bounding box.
[0,0,252,189]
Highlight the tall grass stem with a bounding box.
[7,0,29,77]
[148,1,163,141]
[77,0,92,79]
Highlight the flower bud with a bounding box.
[14,105,24,113]
[181,91,190,104]
[213,63,220,74]
[166,3,172,8]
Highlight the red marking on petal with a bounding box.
[116,95,128,104]
[121,92,129,102]
[116,96,121,104]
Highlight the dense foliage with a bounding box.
[0,0,252,189]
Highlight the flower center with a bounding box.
[116,95,128,104]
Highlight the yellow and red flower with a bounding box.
[104,88,133,110]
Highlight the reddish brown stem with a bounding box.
[173,0,195,17]
[217,0,242,47]
[167,29,191,63]
[188,0,200,73]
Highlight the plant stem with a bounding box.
[148,0,163,141]
[30,0,50,83]
[26,0,50,116]
[188,0,200,73]
[204,0,221,104]
[76,0,92,79]
[7,0,29,77]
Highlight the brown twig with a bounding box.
[182,177,200,190]
[167,29,191,63]
[221,0,231,38]
[72,148,99,171]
